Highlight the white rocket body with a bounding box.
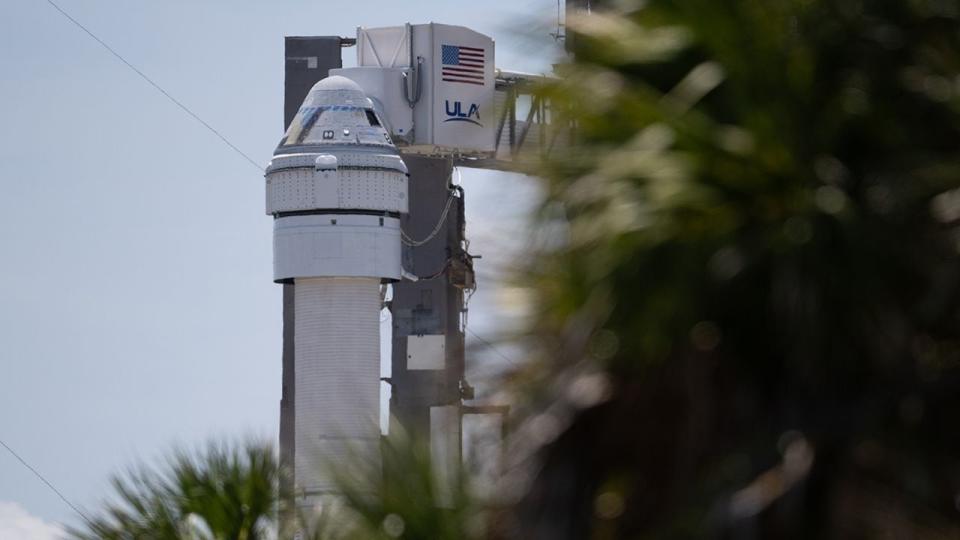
[266,76,408,504]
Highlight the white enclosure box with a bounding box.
[340,23,496,156]
[406,334,446,370]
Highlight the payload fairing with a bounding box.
[265,76,408,504]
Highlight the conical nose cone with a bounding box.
[300,75,371,108]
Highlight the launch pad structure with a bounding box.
[274,25,563,508]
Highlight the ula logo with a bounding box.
[444,100,482,127]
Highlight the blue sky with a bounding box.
[0,0,557,531]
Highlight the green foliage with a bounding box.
[532,0,960,369]
[512,0,960,537]
[68,442,282,540]
[306,427,480,540]
[69,432,480,540]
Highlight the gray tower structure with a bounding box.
[278,36,473,477]
[390,156,473,436]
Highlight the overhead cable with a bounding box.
[43,0,264,173]
[0,437,94,527]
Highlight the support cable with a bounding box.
[410,258,452,280]
[42,0,264,173]
[0,437,94,527]
[401,193,456,247]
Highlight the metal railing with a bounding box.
[456,72,569,171]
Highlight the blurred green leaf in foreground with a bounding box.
[68,442,281,540]
[68,433,480,540]
[507,0,960,538]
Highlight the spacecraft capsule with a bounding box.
[265,75,408,507]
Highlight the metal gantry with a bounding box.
[278,35,565,509]
[457,71,567,171]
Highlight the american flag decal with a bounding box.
[441,44,485,86]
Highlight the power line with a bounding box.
[466,326,519,368]
[0,438,94,528]
[42,0,264,173]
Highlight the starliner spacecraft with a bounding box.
[265,75,408,506]
[268,23,503,513]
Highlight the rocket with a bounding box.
[265,76,408,506]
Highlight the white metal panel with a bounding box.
[406,334,446,370]
[337,169,408,213]
[334,152,408,172]
[357,26,410,68]
[266,168,408,214]
[430,24,496,153]
[265,168,338,214]
[273,215,402,281]
[411,23,436,149]
[294,277,382,496]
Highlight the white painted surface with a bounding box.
[294,277,382,497]
[273,214,401,282]
[266,167,408,214]
[430,24,495,153]
[357,25,410,68]
[406,334,446,370]
[353,23,496,155]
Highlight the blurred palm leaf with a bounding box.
[508,0,960,538]
[305,426,480,540]
[68,441,283,540]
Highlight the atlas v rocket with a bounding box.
[265,76,408,504]
[267,22,497,508]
